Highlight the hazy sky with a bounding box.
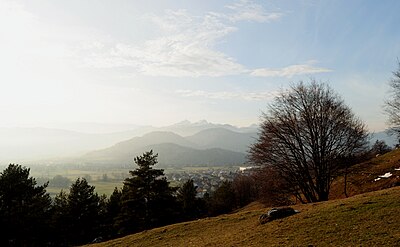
[1,0,399,131]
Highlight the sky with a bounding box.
[0,0,399,132]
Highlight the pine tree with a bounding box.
[52,178,102,245]
[116,150,177,234]
[177,179,199,220]
[104,187,123,238]
[0,164,52,246]
[208,181,236,216]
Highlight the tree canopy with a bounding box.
[52,178,104,246]
[249,81,368,202]
[0,153,251,245]
[177,179,199,220]
[116,150,177,234]
[0,164,52,246]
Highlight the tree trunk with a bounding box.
[344,165,348,198]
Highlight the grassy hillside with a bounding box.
[88,187,400,247]
[330,148,400,199]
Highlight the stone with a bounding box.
[259,207,299,224]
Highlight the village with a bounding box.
[165,166,257,197]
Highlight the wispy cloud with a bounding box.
[225,0,283,22]
[176,89,278,101]
[77,1,330,79]
[80,8,246,77]
[79,1,286,77]
[251,61,332,78]
[0,0,331,79]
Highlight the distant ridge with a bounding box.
[186,128,256,153]
[1,120,396,166]
[0,120,257,165]
[82,131,247,167]
[370,131,397,147]
[157,120,257,136]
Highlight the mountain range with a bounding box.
[0,121,257,166]
[82,129,255,167]
[0,120,397,167]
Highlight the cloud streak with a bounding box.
[225,0,283,22]
[251,62,332,78]
[176,89,278,101]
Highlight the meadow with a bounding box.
[87,187,400,246]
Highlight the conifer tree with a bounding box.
[0,164,52,246]
[52,178,102,245]
[104,187,123,237]
[116,150,177,234]
[208,181,236,216]
[177,179,199,220]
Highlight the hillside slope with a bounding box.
[88,187,400,247]
[330,148,400,199]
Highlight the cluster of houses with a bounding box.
[165,166,258,197]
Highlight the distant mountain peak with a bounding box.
[142,131,183,138]
[195,120,209,125]
[173,120,192,126]
[172,119,210,126]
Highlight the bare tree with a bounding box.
[370,140,392,156]
[232,174,258,207]
[384,61,400,141]
[251,166,293,206]
[249,81,368,202]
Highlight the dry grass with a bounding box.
[330,149,400,199]
[87,187,400,247]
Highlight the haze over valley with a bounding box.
[0,119,396,168]
[0,120,255,166]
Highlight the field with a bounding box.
[25,166,131,196]
[88,187,400,247]
[11,165,238,196]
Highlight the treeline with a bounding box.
[0,151,260,246]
